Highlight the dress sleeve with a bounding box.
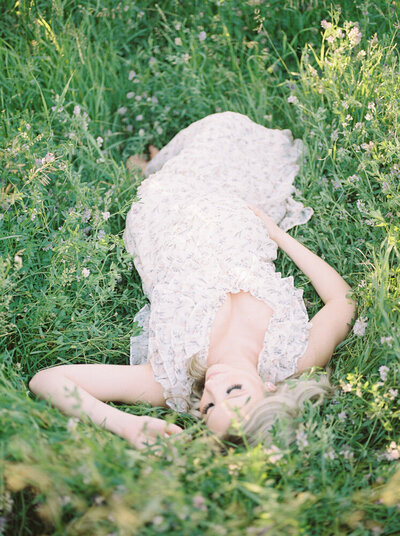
[130,303,151,365]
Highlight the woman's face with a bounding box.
[199,363,268,437]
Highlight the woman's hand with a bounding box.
[121,414,183,450]
[247,204,282,242]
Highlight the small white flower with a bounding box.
[126,125,133,132]
[287,95,299,104]
[136,114,143,121]
[379,365,389,382]
[357,50,366,59]
[174,37,183,46]
[82,268,90,278]
[139,128,145,136]
[44,152,55,163]
[342,383,352,392]
[26,123,31,130]
[102,211,111,221]
[181,53,191,63]
[73,105,81,116]
[356,199,367,213]
[365,113,373,121]
[340,446,354,460]
[353,316,368,336]
[389,389,398,400]
[135,95,142,102]
[380,335,394,348]
[126,92,135,99]
[117,107,128,115]
[295,427,308,450]
[198,31,207,41]
[348,26,362,46]
[321,20,332,29]
[67,418,79,432]
[349,174,361,182]
[323,448,335,460]
[385,441,400,461]
[358,279,366,288]
[128,70,136,80]
[98,230,106,240]
[96,136,103,147]
[338,411,347,422]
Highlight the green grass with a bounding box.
[1,0,400,534]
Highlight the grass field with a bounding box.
[1,0,400,534]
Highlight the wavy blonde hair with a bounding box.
[186,352,335,448]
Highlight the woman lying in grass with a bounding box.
[29,111,357,449]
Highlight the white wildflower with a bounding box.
[321,20,332,29]
[353,316,368,336]
[26,123,31,130]
[44,152,55,163]
[340,446,354,460]
[136,114,143,121]
[287,95,299,104]
[368,101,376,111]
[379,365,389,382]
[96,136,103,147]
[98,230,106,240]
[102,211,111,221]
[389,389,398,400]
[323,448,335,460]
[139,128,145,136]
[82,268,90,278]
[175,37,182,46]
[385,441,400,461]
[128,70,136,80]
[380,336,394,348]
[264,444,283,463]
[357,50,366,59]
[198,31,207,41]
[365,113,373,121]
[338,411,347,422]
[73,105,81,116]
[348,26,362,46]
[117,107,128,115]
[181,53,191,63]
[126,91,135,99]
[295,427,308,450]
[358,279,366,288]
[349,174,360,182]
[342,383,352,392]
[356,199,367,213]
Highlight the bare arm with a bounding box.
[29,363,182,448]
[248,205,357,370]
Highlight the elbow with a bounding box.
[29,368,57,396]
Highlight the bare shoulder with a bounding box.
[296,297,357,373]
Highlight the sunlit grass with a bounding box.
[0,0,399,534]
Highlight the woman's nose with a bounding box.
[204,378,225,402]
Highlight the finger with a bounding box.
[164,423,184,435]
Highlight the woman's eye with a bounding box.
[203,402,214,415]
[227,384,242,394]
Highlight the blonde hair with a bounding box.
[186,353,335,447]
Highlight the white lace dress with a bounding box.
[123,111,314,413]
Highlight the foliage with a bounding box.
[0,0,399,534]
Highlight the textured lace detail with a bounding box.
[124,111,313,413]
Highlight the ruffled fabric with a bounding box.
[124,111,313,413]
